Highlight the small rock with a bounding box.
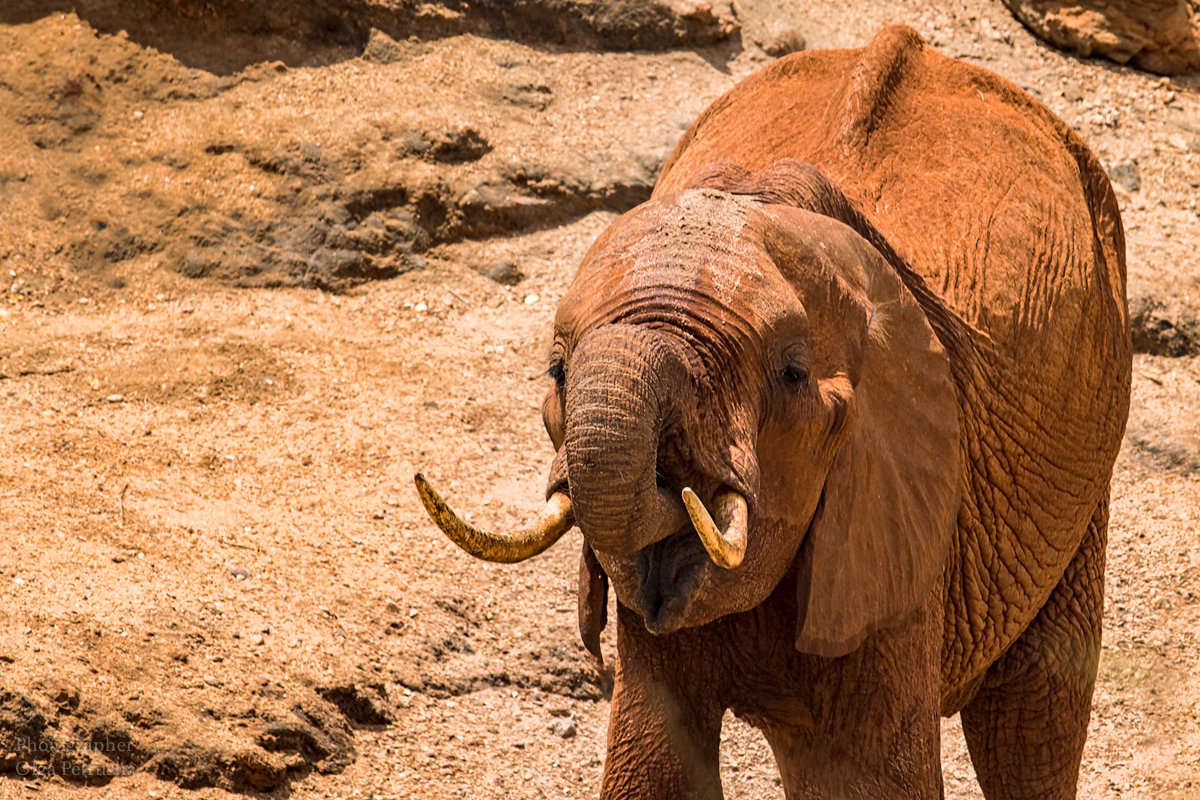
[230,567,251,580]
[156,149,190,170]
[232,747,288,792]
[548,716,577,739]
[180,251,214,279]
[759,25,806,57]
[1167,133,1190,150]
[483,261,525,286]
[311,248,364,278]
[1108,161,1140,193]
[500,81,553,111]
[363,28,408,65]
[1129,294,1200,356]
[428,126,492,163]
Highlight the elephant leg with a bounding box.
[601,607,725,800]
[755,593,945,799]
[960,496,1107,800]
[758,717,943,800]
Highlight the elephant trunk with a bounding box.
[564,325,691,555]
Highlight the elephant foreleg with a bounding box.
[755,591,945,799]
[960,496,1108,800]
[601,607,725,800]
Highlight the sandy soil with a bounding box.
[1,1,1198,798]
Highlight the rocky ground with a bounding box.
[0,1,1197,798]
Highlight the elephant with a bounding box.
[415,25,1131,799]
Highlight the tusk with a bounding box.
[681,487,748,569]
[414,473,574,563]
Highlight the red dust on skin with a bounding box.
[430,26,1130,799]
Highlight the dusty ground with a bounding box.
[0,1,1198,798]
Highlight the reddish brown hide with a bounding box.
[419,24,1130,799]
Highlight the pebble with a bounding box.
[1108,162,1141,193]
[484,260,525,286]
[524,294,540,305]
[548,716,577,739]
[759,26,806,57]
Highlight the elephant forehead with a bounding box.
[558,190,798,338]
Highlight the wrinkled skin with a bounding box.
[421,25,1130,800]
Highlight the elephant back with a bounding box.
[657,25,1126,363]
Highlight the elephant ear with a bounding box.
[792,231,961,657]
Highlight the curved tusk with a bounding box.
[414,473,574,563]
[681,486,748,569]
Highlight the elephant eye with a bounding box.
[781,364,809,388]
[548,361,566,386]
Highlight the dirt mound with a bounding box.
[0,0,739,74]
[0,9,735,293]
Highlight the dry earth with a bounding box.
[0,1,1198,798]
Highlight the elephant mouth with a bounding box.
[634,525,712,634]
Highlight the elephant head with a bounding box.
[417,160,961,658]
